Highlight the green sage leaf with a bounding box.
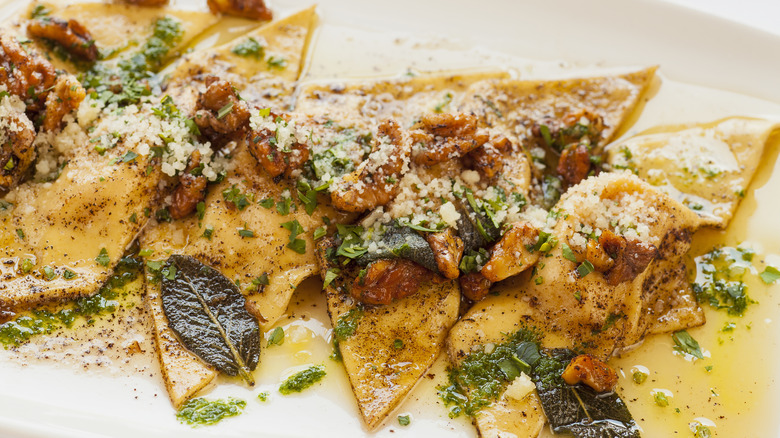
[161,255,261,385]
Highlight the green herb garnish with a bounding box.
[279,365,326,395]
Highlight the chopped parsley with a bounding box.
[632,371,647,384]
[42,266,57,281]
[297,180,323,215]
[20,259,34,274]
[459,248,489,274]
[434,92,453,113]
[0,199,13,213]
[313,226,327,240]
[120,151,138,163]
[258,198,274,209]
[653,391,669,407]
[398,415,411,426]
[561,242,577,262]
[693,424,712,438]
[323,268,340,289]
[276,196,293,215]
[30,4,50,18]
[281,219,306,254]
[335,225,367,259]
[266,56,286,69]
[247,273,269,291]
[267,327,284,346]
[760,266,780,284]
[672,330,704,360]
[222,185,251,210]
[95,248,110,267]
[238,224,255,238]
[576,260,594,278]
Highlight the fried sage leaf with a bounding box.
[354,225,439,273]
[533,349,640,438]
[161,255,260,385]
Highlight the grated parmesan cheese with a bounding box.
[559,172,659,244]
[0,88,31,147]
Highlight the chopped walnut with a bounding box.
[330,120,408,212]
[169,151,207,219]
[247,111,309,179]
[465,134,513,180]
[481,222,540,282]
[0,33,57,112]
[561,354,618,393]
[557,143,592,188]
[459,271,492,302]
[28,17,98,62]
[606,239,657,286]
[41,74,85,131]
[426,228,464,280]
[584,238,614,272]
[350,259,430,305]
[194,78,251,147]
[122,0,169,6]
[592,229,657,285]
[410,113,488,166]
[206,0,273,21]
[0,108,35,191]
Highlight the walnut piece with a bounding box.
[350,259,431,305]
[42,74,85,132]
[28,17,98,62]
[561,354,618,393]
[459,271,492,302]
[169,150,207,219]
[426,228,464,280]
[207,0,273,21]
[0,32,57,113]
[330,120,408,212]
[411,113,488,166]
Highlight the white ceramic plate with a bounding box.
[1,1,779,437]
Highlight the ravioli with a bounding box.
[140,8,334,407]
[447,299,571,438]
[295,71,523,428]
[523,171,704,358]
[296,70,511,129]
[19,1,218,72]
[167,6,316,111]
[0,123,162,314]
[0,1,217,316]
[458,67,658,151]
[445,172,703,437]
[317,239,460,429]
[605,117,779,227]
